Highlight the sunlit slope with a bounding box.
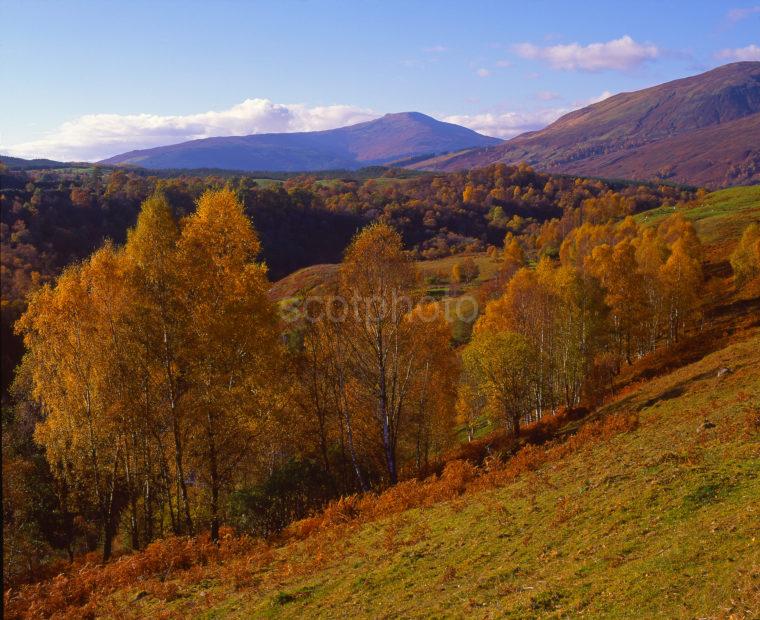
[122,329,760,619]
[636,185,760,245]
[409,62,760,188]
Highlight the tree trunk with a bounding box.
[163,326,193,534]
[172,416,193,534]
[102,521,114,563]
[207,409,220,544]
[342,400,366,492]
[384,427,398,485]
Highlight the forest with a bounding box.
[0,163,692,390]
[5,161,756,594]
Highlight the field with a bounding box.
[268,252,498,328]
[417,253,501,287]
[88,326,760,618]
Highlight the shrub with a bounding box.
[229,458,336,538]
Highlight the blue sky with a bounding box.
[2,0,758,160]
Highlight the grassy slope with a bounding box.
[416,252,501,285]
[115,328,760,619]
[636,186,760,245]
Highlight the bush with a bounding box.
[229,458,336,537]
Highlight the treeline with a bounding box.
[1,163,693,392]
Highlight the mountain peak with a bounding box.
[381,111,434,121]
[100,112,501,172]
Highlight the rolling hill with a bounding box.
[0,155,78,170]
[99,112,502,172]
[411,62,760,188]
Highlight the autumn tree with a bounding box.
[730,223,760,288]
[296,303,369,492]
[451,257,479,284]
[550,263,608,406]
[17,251,128,561]
[339,223,414,484]
[633,227,668,351]
[586,240,648,364]
[176,189,283,543]
[402,304,458,472]
[455,378,486,442]
[336,223,455,484]
[477,262,557,414]
[501,234,526,283]
[477,251,610,413]
[659,238,703,342]
[462,331,536,437]
[124,194,194,535]
[658,213,702,262]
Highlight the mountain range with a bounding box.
[99,112,502,171]
[409,62,760,188]
[7,63,760,187]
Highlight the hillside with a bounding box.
[6,186,759,619]
[98,113,502,172]
[270,186,760,303]
[9,324,758,618]
[412,62,760,188]
[0,155,80,170]
[168,333,760,618]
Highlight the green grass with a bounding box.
[636,185,760,245]
[120,329,760,619]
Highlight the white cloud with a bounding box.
[716,44,760,61]
[443,108,569,139]
[475,68,491,78]
[514,35,660,71]
[423,45,447,53]
[727,6,760,22]
[495,59,513,68]
[2,99,379,161]
[446,88,617,138]
[585,90,614,105]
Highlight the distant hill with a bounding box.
[99,112,502,172]
[411,62,760,188]
[0,155,74,170]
